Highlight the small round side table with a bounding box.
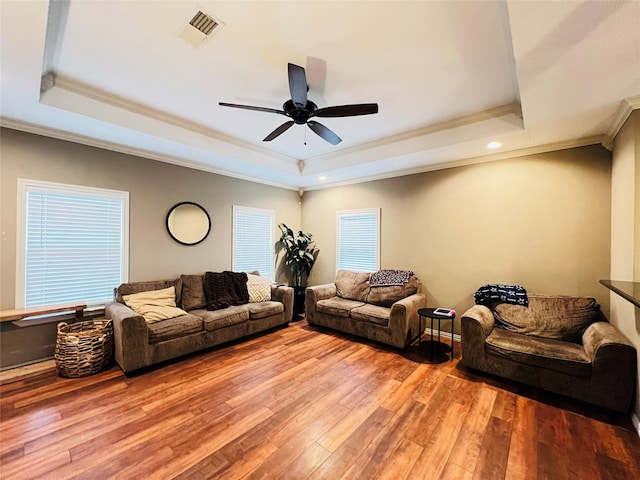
[417,308,455,361]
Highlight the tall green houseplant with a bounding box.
[277,223,319,318]
[277,223,319,287]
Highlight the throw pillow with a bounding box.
[115,278,182,306]
[246,274,272,302]
[122,286,188,323]
[335,270,371,302]
[181,274,206,311]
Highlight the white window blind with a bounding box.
[17,179,129,309]
[337,208,380,272]
[232,206,275,280]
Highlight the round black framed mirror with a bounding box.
[166,202,211,246]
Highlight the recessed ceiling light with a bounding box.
[487,141,502,149]
[319,176,327,180]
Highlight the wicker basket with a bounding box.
[54,320,114,378]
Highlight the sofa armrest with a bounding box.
[271,285,294,323]
[307,283,337,301]
[391,293,426,326]
[105,301,149,373]
[305,283,337,324]
[390,292,426,344]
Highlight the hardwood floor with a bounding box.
[2,320,639,479]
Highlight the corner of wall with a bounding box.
[610,108,640,433]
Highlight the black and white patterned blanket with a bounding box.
[474,283,529,307]
[369,269,414,287]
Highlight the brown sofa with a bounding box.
[461,294,636,412]
[105,273,293,373]
[306,270,426,348]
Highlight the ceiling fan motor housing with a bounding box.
[283,99,318,124]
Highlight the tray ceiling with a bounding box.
[1,1,638,190]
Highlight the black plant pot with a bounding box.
[292,286,306,320]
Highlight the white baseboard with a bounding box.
[421,329,461,343]
[632,411,640,438]
[0,359,56,385]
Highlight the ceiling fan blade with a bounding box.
[219,102,285,116]
[308,121,342,145]
[263,121,295,142]
[312,103,379,118]
[288,63,308,108]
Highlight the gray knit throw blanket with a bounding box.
[369,269,414,287]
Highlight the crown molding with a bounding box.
[43,74,298,168]
[305,102,523,167]
[3,117,603,193]
[603,95,640,150]
[303,135,604,191]
[0,118,300,191]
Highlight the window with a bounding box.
[336,208,380,272]
[17,179,129,309]
[232,206,275,280]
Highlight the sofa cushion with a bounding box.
[493,295,604,343]
[349,304,390,327]
[147,313,203,344]
[246,274,272,303]
[116,278,182,306]
[197,306,250,331]
[181,274,206,311]
[335,270,371,302]
[485,328,592,378]
[367,275,418,307]
[123,286,188,323]
[248,301,284,320]
[317,297,366,318]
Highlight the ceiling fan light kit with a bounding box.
[219,63,379,145]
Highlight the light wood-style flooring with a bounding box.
[1,320,639,479]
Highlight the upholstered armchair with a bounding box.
[461,294,636,413]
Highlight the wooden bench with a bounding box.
[0,302,86,323]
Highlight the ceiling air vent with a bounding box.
[189,11,217,35]
[180,10,224,47]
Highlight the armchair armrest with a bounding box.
[461,305,495,337]
[582,321,635,358]
[105,301,149,373]
[582,321,636,412]
[305,283,337,324]
[460,305,495,369]
[271,285,294,322]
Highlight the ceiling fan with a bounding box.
[219,63,379,145]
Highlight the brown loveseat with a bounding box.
[105,273,293,373]
[461,294,636,412]
[306,269,426,348]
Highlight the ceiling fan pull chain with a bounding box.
[304,124,307,145]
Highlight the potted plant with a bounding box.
[277,223,319,318]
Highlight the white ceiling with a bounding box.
[1,1,639,190]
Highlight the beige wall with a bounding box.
[303,146,612,323]
[610,109,640,421]
[0,127,616,372]
[0,128,300,367]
